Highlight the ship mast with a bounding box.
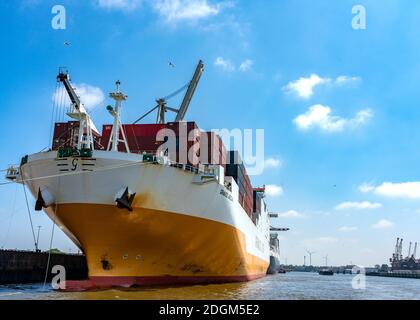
[107,80,130,152]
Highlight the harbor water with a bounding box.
[1,272,419,300]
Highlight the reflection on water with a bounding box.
[1,272,420,300]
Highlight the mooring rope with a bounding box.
[22,183,38,252]
[43,200,58,290]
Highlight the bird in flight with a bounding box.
[168,61,176,68]
[64,41,70,46]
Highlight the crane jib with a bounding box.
[175,60,204,122]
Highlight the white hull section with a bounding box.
[20,151,270,263]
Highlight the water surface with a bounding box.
[1,272,419,300]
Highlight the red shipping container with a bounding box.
[52,121,102,150]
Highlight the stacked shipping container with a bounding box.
[225,151,254,217]
[52,122,102,150]
[200,131,227,168]
[166,122,200,166]
[252,189,264,224]
[100,123,168,154]
[100,122,228,168]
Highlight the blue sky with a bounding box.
[1,0,420,266]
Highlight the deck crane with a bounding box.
[133,60,204,124]
[57,69,97,151]
[57,70,81,109]
[175,60,204,122]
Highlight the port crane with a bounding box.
[133,60,204,124]
[57,69,97,151]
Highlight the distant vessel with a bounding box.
[267,226,289,274]
[6,61,272,290]
[319,269,334,276]
[267,234,281,274]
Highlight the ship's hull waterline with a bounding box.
[20,151,270,290]
[46,204,268,290]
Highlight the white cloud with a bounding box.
[214,57,235,72]
[264,157,282,169]
[283,74,329,99]
[283,74,361,99]
[277,210,304,218]
[239,59,253,72]
[338,226,358,232]
[335,201,382,210]
[293,105,373,133]
[96,0,141,11]
[360,182,420,199]
[214,58,255,73]
[334,75,361,86]
[53,84,105,110]
[372,219,394,229]
[265,184,283,197]
[153,0,223,22]
[359,183,375,193]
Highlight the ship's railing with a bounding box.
[138,151,225,183]
[138,151,203,175]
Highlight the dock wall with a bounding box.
[0,250,87,285]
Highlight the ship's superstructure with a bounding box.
[267,219,289,274]
[6,61,272,290]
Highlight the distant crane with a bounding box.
[399,239,404,260]
[133,60,204,125]
[393,238,400,260]
[306,250,315,266]
[408,242,412,259]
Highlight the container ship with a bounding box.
[266,223,289,274]
[5,61,272,290]
[267,233,281,274]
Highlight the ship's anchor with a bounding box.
[35,187,55,211]
[35,188,46,211]
[115,187,136,212]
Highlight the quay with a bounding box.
[0,249,87,285]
